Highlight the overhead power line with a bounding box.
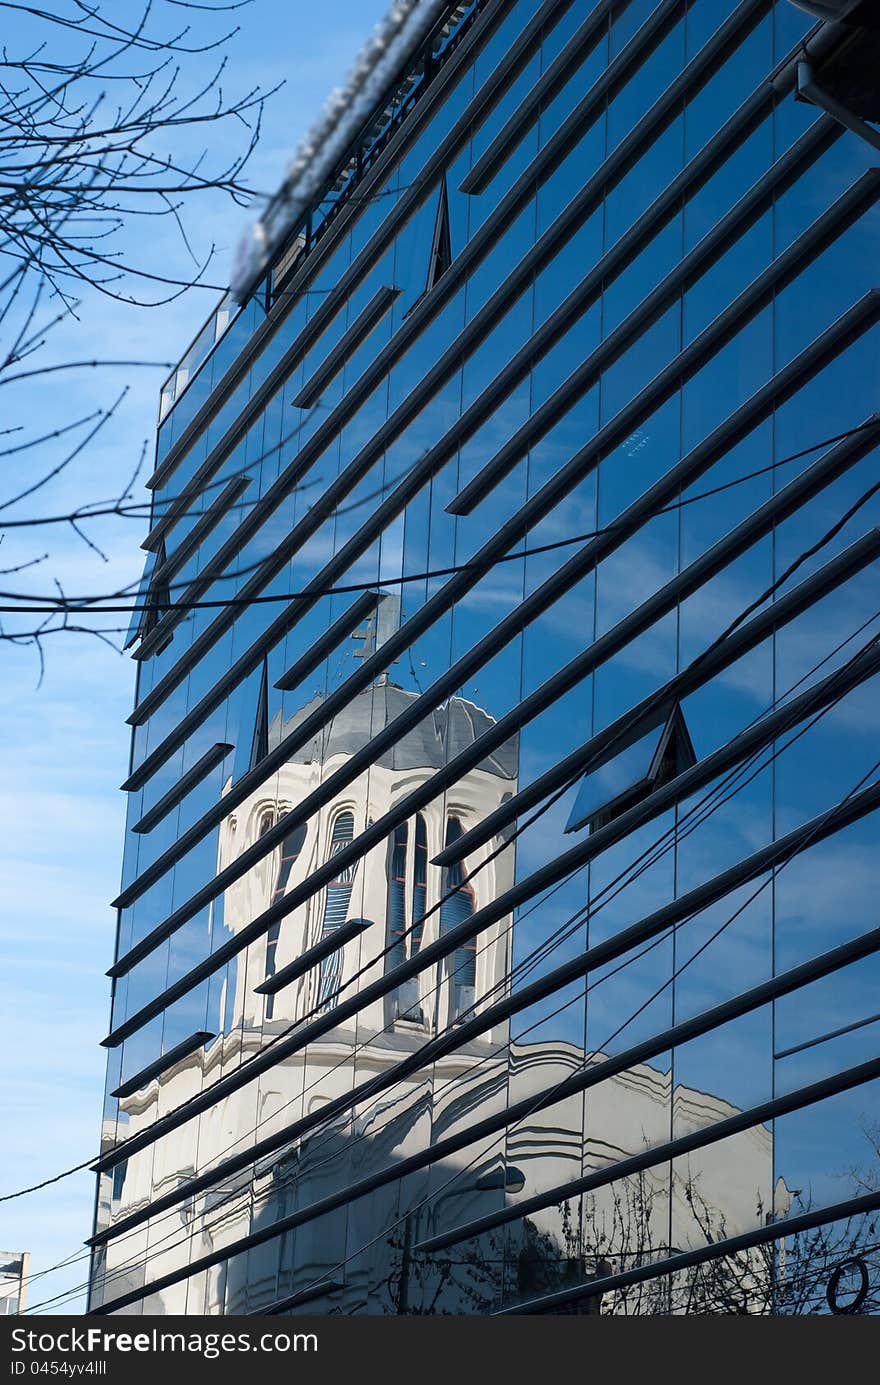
[6,481,879,1218]
[16,594,880,1312]
[2,418,879,615]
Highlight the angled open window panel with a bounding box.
[124,541,172,653]
[231,657,270,783]
[426,173,453,292]
[123,549,159,650]
[404,175,453,318]
[250,657,270,770]
[565,703,697,835]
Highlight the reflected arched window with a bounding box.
[256,809,275,896]
[386,821,409,972]
[440,816,476,1019]
[272,821,307,905]
[384,813,427,1024]
[263,820,307,1020]
[321,811,356,932]
[317,810,357,1008]
[411,813,427,952]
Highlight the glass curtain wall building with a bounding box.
[89,0,880,1316]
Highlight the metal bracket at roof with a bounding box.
[797,60,880,152]
[230,0,461,304]
[788,0,880,26]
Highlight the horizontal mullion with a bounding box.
[449,165,880,516]
[111,295,880,969]
[88,779,880,1232]
[114,187,879,912]
[416,1053,880,1254]
[274,590,379,691]
[91,927,880,1313]
[254,918,372,996]
[146,0,531,495]
[774,1008,880,1062]
[129,0,774,733]
[291,285,400,408]
[102,641,880,1107]
[110,1031,214,1100]
[500,1187,880,1314]
[435,523,880,868]
[460,0,684,196]
[130,742,233,835]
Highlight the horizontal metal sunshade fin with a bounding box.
[110,314,880,980]
[127,0,776,741]
[501,1187,880,1315]
[91,779,880,1197]
[87,780,880,1244]
[142,471,250,573]
[291,286,400,409]
[115,316,880,937]
[415,1053,880,1253]
[90,925,880,1312]
[434,525,880,868]
[110,1030,214,1100]
[113,249,880,918]
[460,0,683,196]
[447,158,876,517]
[98,646,880,1161]
[118,109,856,798]
[274,590,380,691]
[130,742,233,834]
[254,918,372,996]
[144,0,565,500]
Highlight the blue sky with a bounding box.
[5,0,880,1317]
[0,0,389,1314]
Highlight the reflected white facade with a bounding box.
[0,1252,28,1316]
[92,0,880,1315]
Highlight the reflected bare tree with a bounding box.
[0,0,270,670]
[576,1145,880,1316]
[352,1127,880,1315]
[679,1181,880,1316]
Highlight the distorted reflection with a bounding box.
[89,0,880,1319]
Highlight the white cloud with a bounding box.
[0,0,391,1315]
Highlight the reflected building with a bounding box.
[91,0,880,1315]
[0,1252,28,1316]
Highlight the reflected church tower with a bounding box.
[215,677,518,1048]
[87,0,880,1318]
[94,613,780,1316]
